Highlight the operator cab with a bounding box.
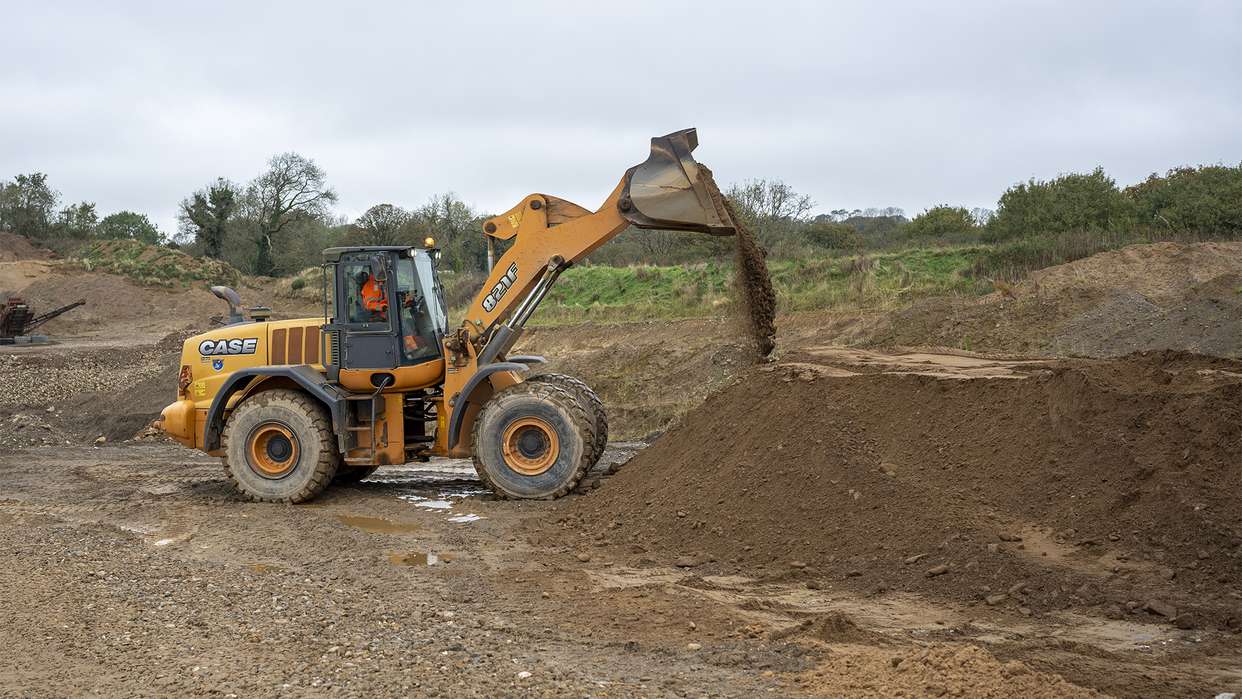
[322,246,447,375]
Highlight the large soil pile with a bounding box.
[562,351,1242,630]
[875,242,1242,357]
[17,272,223,338]
[2,262,318,341]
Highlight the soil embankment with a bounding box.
[875,242,1242,357]
[562,350,1242,633]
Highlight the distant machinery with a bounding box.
[0,297,85,344]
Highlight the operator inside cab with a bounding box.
[360,271,388,319]
[354,268,422,354]
[342,251,446,366]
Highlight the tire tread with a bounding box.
[222,389,338,504]
[471,382,594,500]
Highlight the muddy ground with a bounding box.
[3,343,1241,697]
[0,438,1207,698]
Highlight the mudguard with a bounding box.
[446,362,530,450]
[202,365,348,452]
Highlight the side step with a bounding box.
[340,378,392,465]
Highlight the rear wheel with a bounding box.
[472,382,594,499]
[223,390,338,503]
[527,373,608,466]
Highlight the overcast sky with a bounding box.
[3,1,1239,234]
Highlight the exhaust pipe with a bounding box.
[619,128,736,236]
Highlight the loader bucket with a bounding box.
[620,128,736,236]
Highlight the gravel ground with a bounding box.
[0,443,822,698]
[2,441,1239,697]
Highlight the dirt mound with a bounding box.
[4,258,319,341]
[561,351,1242,630]
[875,242,1242,357]
[76,239,243,288]
[0,232,52,262]
[17,271,222,339]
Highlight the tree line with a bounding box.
[0,154,493,277]
[0,173,163,245]
[712,164,1242,260]
[4,156,1240,277]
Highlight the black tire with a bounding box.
[527,373,608,466]
[222,389,338,503]
[333,465,379,485]
[471,382,594,499]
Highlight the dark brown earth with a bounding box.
[543,349,1242,696]
[563,350,1242,632]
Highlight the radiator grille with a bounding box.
[271,328,286,364]
[270,325,322,365]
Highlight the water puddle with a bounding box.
[397,486,489,522]
[340,462,491,522]
[389,551,453,566]
[409,498,453,510]
[337,515,420,534]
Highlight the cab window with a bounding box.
[394,254,445,364]
[341,260,390,326]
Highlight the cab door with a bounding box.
[335,253,400,370]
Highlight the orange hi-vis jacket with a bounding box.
[361,275,388,315]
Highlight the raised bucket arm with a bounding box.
[438,128,738,454]
[462,128,735,338]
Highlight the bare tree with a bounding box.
[246,153,337,276]
[725,178,814,249]
[409,193,483,271]
[635,228,681,260]
[354,203,411,246]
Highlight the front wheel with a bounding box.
[222,389,339,503]
[471,382,595,499]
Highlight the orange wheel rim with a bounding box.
[501,417,559,476]
[247,422,300,478]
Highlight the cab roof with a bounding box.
[321,246,417,263]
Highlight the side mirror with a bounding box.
[369,256,387,282]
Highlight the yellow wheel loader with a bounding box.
[156,129,736,503]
